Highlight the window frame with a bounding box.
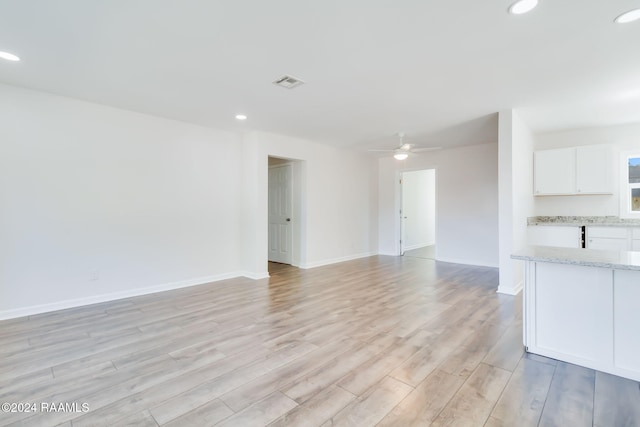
[620,150,640,219]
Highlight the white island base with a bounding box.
[513,247,640,382]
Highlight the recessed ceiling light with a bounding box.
[0,51,20,61]
[509,0,539,15]
[235,114,247,120]
[615,9,640,24]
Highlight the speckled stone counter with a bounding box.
[511,245,640,271]
[527,216,640,227]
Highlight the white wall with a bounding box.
[512,112,536,260]
[498,110,535,295]
[0,84,379,319]
[241,131,378,274]
[402,169,435,250]
[534,123,640,216]
[0,83,243,318]
[378,143,499,267]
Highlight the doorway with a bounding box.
[400,169,436,259]
[267,156,306,274]
[268,160,293,265]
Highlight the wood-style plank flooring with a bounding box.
[1,256,639,426]
[403,245,436,260]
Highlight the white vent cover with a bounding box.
[273,75,305,89]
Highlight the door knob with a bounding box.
[286,218,291,222]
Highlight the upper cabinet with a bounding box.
[576,145,612,194]
[534,148,575,195]
[534,145,612,196]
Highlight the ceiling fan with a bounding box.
[368,132,441,160]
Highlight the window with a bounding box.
[621,152,640,218]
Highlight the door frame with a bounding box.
[268,163,293,264]
[267,157,305,268]
[396,167,438,257]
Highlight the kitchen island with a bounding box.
[512,246,640,381]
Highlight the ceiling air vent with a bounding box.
[273,75,305,89]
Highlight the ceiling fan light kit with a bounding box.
[615,8,640,23]
[0,51,20,61]
[394,151,409,161]
[368,132,442,160]
[509,0,539,15]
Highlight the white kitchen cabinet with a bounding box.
[516,249,640,382]
[527,226,581,248]
[587,237,629,251]
[613,270,640,374]
[576,146,612,194]
[534,145,612,196]
[588,227,628,239]
[533,263,613,363]
[529,225,640,251]
[587,226,629,250]
[634,227,640,250]
[586,226,640,251]
[534,148,575,195]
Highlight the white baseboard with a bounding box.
[497,280,523,296]
[0,255,503,320]
[240,271,270,280]
[0,271,266,321]
[435,257,499,269]
[299,252,377,269]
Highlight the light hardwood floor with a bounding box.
[1,256,639,426]
[404,246,436,260]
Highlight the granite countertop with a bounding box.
[511,246,640,271]
[528,216,640,227]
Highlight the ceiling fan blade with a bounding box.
[367,149,396,152]
[411,147,442,153]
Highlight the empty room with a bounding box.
[1,1,640,426]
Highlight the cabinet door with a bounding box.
[576,146,612,194]
[534,148,575,195]
[632,240,640,251]
[614,270,640,373]
[527,226,581,248]
[587,237,629,251]
[588,227,629,239]
[535,263,613,363]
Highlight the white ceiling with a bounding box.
[1,0,639,150]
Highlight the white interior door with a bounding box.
[400,175,406,256]
[268,164,293,264]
